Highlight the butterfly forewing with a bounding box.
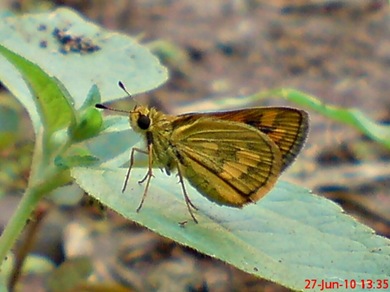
[171,118,283,207]
[178,107,308,171]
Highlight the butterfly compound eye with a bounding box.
[137,114,151,130]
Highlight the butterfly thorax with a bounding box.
[129,105,178,173]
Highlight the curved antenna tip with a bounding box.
[118,81,132,97]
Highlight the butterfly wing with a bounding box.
[171,117,283,207]
[178,107,308,171]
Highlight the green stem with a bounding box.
[0,171,63,267]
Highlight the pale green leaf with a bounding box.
[0,7,167,132]
[71,165,390,291]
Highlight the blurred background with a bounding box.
[0,0,389,291]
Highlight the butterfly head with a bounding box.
[130,105,152,133]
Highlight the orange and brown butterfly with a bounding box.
[96,83,309,223]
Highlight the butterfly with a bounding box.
[96,87,308,223]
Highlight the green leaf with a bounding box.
[0,43,76,137]
[79,85,101,111]
[0,7,168,133]
[69,85,103,142]
[70,107,103,142]
[71,165,390,291]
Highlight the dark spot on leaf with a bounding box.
[39,40,47,48]
[37,24,47,31]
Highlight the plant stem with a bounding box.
[0,189,40,268]
[0,171,63,267]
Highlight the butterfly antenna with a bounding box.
[95,103,129,113]
[95,81,134,113]
[118,81,132,98]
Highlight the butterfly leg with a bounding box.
[122,147,148,193]
[136,142,154,213]
[177,165,198,223]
